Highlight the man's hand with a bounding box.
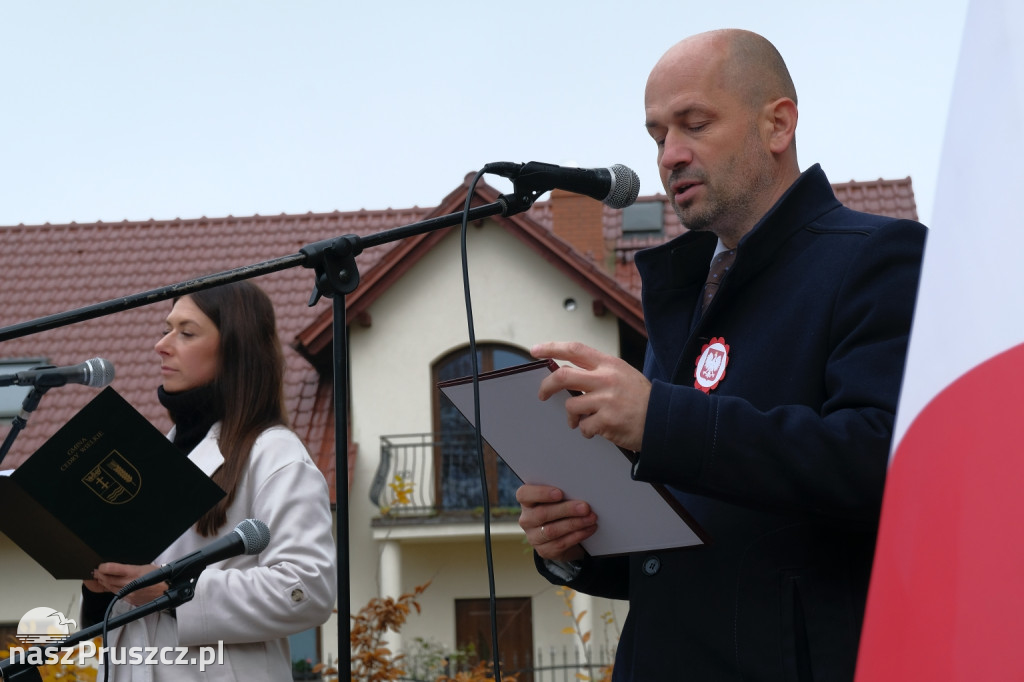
[517,484,597,562]
[532,341,651,453]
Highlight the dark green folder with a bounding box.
[0,387,225,580]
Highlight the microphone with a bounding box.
[0,357,115,388]
[116,519,271,598]
[484,161,640,209]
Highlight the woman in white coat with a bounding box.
[82,281,337,681]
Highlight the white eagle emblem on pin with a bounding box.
[694,337,730,393]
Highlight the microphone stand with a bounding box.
[0,386,50,469]
[0,574,199,681]
[0,187,538,676]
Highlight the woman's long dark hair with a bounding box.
[183,281,287,536]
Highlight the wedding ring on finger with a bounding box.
[540,525,550,542]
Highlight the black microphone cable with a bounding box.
[100,582,124,682]
[459,167,503,682]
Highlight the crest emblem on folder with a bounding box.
[694,337,730,393]
[82,450,141,504]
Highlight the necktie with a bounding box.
[700,248,736,314]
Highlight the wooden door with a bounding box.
[455,597,533,682]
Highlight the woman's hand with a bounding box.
[91,562,168,606]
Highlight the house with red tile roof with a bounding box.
[0,173,918,673]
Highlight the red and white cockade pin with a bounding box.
[694,337,729,393]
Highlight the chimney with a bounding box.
[549,189,612,271]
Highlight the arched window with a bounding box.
[432,344,532,511]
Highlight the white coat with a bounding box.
[102,424,337,681]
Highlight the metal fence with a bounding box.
[397,645,615,682]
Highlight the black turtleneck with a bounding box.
[157,383,222,454]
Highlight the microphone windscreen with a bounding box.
[607,164,641,209]
[235,518,271,554]
[86,358,116,388]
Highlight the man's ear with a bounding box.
[764,97,797,154]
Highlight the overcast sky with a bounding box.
[0,1,969,230]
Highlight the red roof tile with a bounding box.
[831,177,919,221]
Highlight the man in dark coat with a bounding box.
[518,29,926,681]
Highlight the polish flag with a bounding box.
[856,0,1024,679]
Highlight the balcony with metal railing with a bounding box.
[370,433,523,531]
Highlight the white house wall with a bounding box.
[0,534,82,629]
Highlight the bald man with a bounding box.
[519,30,926,681]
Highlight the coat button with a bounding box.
[642,556,661,576]
[291,588,305,603]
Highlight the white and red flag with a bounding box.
[856,0,1024,678]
